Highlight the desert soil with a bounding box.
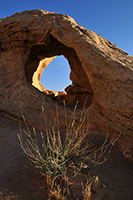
[0,114,133,200]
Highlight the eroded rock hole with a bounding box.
[40,55,72,92]
[25,35,93,108]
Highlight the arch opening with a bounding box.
[25,34,93,108]
[40,55,72,92]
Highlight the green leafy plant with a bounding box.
[18,102,119,199]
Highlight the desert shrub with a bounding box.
[18,101,119,199]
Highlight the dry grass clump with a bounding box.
[82,176,99,200]
[18,101,119,199]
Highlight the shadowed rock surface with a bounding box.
[0,115,133,200]
[0,9,133,161]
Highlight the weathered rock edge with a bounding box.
[0,9,133,161]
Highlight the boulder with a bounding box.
[0,9,133,161]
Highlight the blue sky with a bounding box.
[0,0,133,91]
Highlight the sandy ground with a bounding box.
[0,114,133,200]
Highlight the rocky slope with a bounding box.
[0,115,133,200]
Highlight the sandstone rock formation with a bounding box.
[0,9,133,161]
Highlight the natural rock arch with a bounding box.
[0,9,133,161]
[25,33,93,106]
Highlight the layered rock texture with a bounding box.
[0,9,133,161]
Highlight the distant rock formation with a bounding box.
[0,9,133,161]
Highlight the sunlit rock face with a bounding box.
[0,9,133,161]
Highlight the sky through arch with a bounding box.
[40,55,72,92]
